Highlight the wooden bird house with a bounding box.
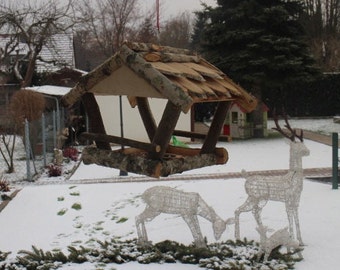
[61,42,257,178]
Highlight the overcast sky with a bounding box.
[143,0,217,19]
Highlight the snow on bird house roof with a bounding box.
[61,42,257,113]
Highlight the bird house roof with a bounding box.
[61,42,257,113]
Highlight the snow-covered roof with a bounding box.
[0,33,74,73]
[36,33,75,73]
[26,85,71,97]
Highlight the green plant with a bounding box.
[9,237,301,269]
[71,203,82,210]
[17,245,68,269]
[57,208,68,216]
[67,246,89,263]
[116,217,128,223]
[0,251,11,261]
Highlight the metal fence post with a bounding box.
[332,132,338,189]
[53,110,57,148]
[42,113,47,167]
[25,119,32,181]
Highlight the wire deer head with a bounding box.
[272,109,303,142]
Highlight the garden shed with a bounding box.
[225,102,269,139]
[61,42,257,177]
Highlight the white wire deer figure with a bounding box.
[234,113,310,245]
[136,186,233,248]
[256,226,301,262]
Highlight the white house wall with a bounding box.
[95,96,191,142]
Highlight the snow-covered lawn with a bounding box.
[0,118,339,269]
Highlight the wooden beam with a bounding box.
[136,97,157,141]
[81,93,111,150]
[172,130,231,142]
[201,101,230,154]
[80,132,161,153]
[148,100,181,159]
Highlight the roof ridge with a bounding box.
[124,41,195,56]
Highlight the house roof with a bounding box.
[36,33,75,72]
[62,42,257,113]
[0,33,74,73]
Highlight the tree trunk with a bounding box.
[22,51,39,88]
[251,86,264,138]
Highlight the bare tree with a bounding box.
[0,0,80,87]
[77,0,140,57]
[135,16,158,44]
[0,117,16,173]
[159,12,192,49]
[302,0,340,71]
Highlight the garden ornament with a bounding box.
[53,148,63,166]
[234,114,309,245]
[256,226,301,262]
[136,186,234,248]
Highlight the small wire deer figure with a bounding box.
[136,186,233,248]
[256,226,301,262]
[234,113,310,245]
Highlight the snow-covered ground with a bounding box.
[0,118,339,269]
[267,117,340,135]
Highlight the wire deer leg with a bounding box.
[252,204,265,231]
[182,214,205,247]
[293,209,303,245]
[135,206,160,244]
[286,203,303,245]
[235,198,254,239]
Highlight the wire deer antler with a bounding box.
[272,109,303,142]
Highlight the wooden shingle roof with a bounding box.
[62,42,257,113]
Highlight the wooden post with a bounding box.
[136,97,157,141]
[201,101,230,154]
[81,93,111,150]
[149,100,181,159]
